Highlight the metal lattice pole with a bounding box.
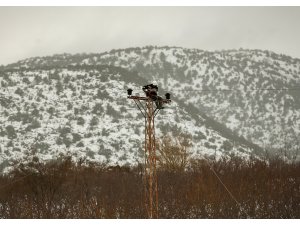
[127,85,171,219]
[144,99,159,218]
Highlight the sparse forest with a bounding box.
[0,152,299,219]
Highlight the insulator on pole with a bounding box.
[165,93,171,100]
[127,88,133,96]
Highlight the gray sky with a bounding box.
[0,7,300,65]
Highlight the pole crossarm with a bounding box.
[128,96,149,101]
[128,95,171,119]
[128,95,171,104]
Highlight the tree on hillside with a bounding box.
[5,125,17,139]
[156,135,192,172]
[56,81,63,95]
[89,116,99,130]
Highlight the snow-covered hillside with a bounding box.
[77,46,300,151]
[3,45,300,172]
[0,63,257,173]
[7,46,299,151]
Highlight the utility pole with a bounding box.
[127,84,171,219]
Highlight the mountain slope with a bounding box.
[73,46,300,152]
[0,63,258,173]
[6,46,300,152]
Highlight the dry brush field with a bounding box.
[0,154,299,219]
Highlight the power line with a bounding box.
[169,106,250,218]
[179,88,300,92]
[0,174,30,192]
[201,155,250,218]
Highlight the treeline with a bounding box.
[0,155,299,219]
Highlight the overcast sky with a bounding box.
[0,7,300,65]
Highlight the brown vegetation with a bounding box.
[0,154,299,219]
[156,135,191,173]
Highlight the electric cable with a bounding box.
[201,155,251,218]
[0,174,30,192]
[172,106,251,218]
[179,88,300,92]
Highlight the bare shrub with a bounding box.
[156,135,192,172]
